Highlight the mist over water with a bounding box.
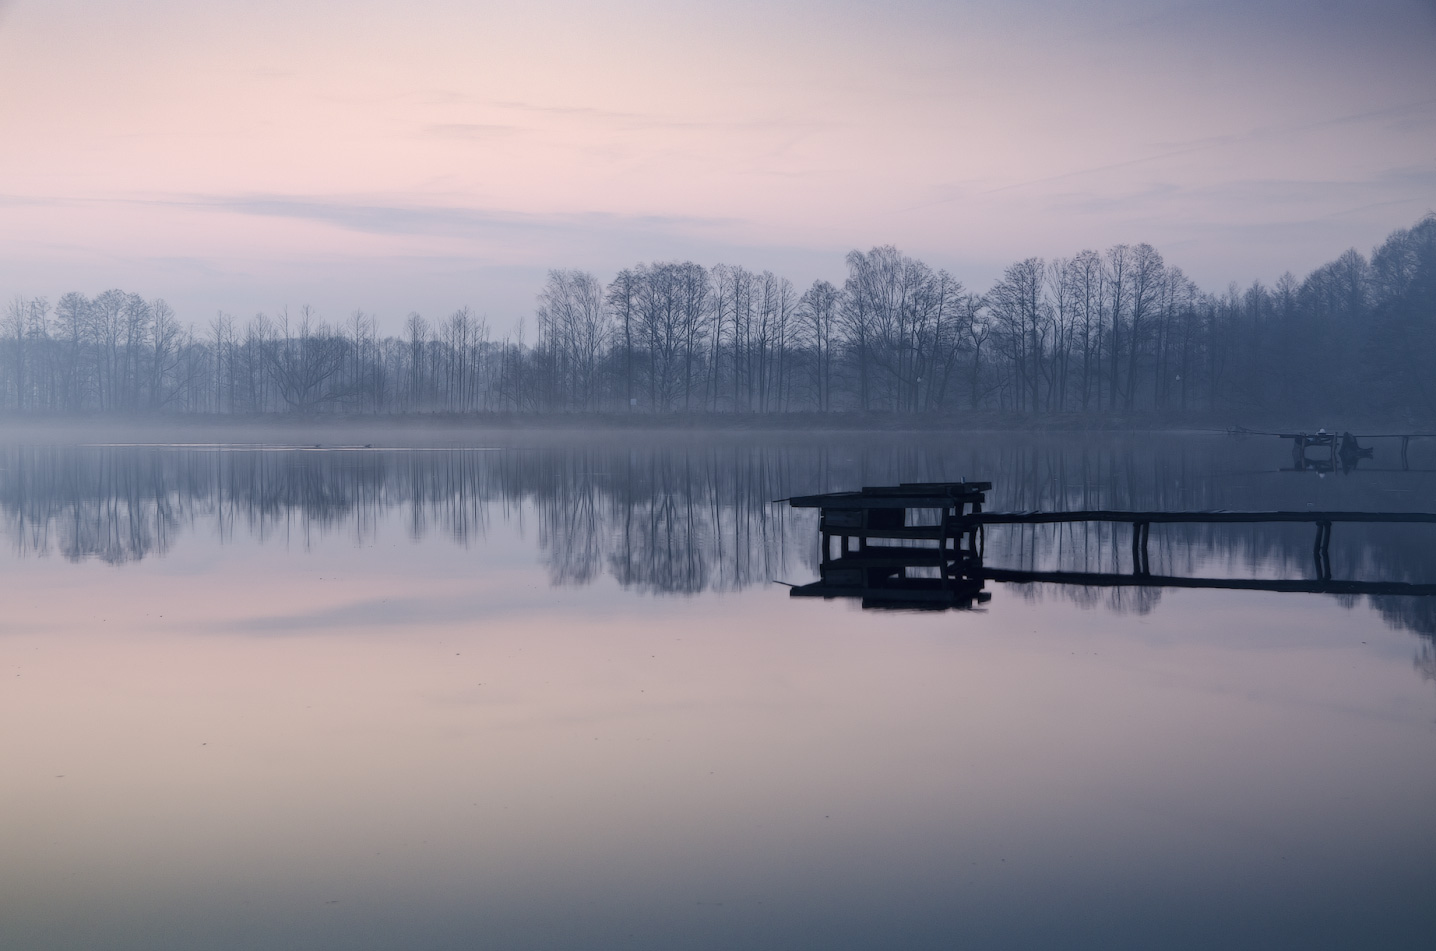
[3,432,1436,950]
[4,433,1436,621]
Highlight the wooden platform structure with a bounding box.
[787,481,1436,608]
[787,481,992,609]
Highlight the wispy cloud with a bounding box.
[1,191,742,241]
[903,97,1436,214]
[487,97,649,124]
[1145,98,1436,154]
[404,90,834,136]
[1051,166,1436,219]
[424,123,524,140]
[192,195,740,241]
[0,193,58,208]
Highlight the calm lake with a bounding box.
[3,431,1435,950]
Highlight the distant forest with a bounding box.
[2,215,1432,420]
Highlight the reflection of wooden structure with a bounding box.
[973,509,1436,580]
[788,482,992,609]
[981,568,1436,596]
[1274,430,1431,470]
[1282,431,1341,469]
[788,481,1436,609]
[1354,432,1434,469]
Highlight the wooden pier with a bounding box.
[787,482,991,609]
[787,481,1436,608]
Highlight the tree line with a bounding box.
[3,215,1432,418]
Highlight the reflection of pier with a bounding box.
[789,482,1436,609]
[1264,430,1432,471]
[981,568,1436,596]
[975,509,1436,580]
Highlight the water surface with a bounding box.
[3,433,1435,950]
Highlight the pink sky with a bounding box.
[1,0,1433,333]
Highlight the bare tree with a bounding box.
[538,269,610,410]
[266,307,350,412]
[799,279,840,412]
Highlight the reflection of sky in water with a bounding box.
[3,437,1436,949]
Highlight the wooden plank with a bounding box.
[866,508,906,529]
[982,567,1436,596]
[790,481,988,509]
[787,491,863,507]
[798,495,978,510]
[961,510,1436,526]
[818,524,947,540]
[821,510,864,529]
[864,482,989,495]
[819,568,865,586]
[824,548,949,569]
[789,579,988,604]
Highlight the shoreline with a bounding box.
[0,409,1403,439]
[0,412,1235,448]
[0,410,1428,448]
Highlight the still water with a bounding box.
[3,433,1435,950]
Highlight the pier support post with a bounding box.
[1313,520,1332,581]
[1131,521,1150,576]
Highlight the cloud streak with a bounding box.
[194,195,740,241]
[899,97,1436,219]
[424,123,524,140]
[0,191,742,242]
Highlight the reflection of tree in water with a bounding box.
[0,445,814,594]
[0,447,195,563]
[513,448,807,594]
[600,451,805,594]
[1372,596,1436,648]
[1,437,1435,639]
[1416,643,1436,685]
[1001,578,1166,617]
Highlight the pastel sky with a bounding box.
[1,0,1433,333]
